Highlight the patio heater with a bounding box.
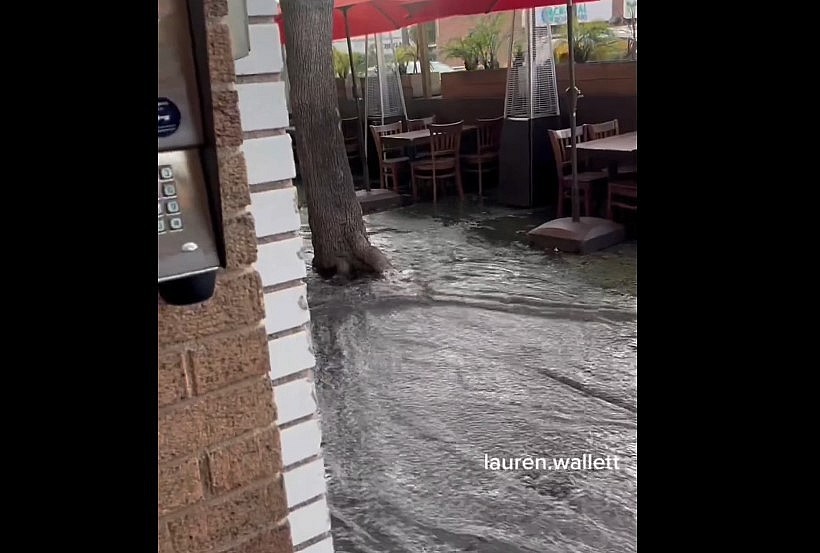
[497,7,561,208]
[364,33,408,126]
[362,32,407,194]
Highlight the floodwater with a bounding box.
[301,199,637,553]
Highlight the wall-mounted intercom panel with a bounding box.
[158,0,220,295]
[158,0,250,305]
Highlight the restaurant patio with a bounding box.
[280,0,637,250]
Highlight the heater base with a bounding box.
[528,217,625,254]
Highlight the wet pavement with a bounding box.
[301,199,637,553]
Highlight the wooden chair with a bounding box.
[460,116,503,198]
[585,119,619,140]
[411,121,464,202]
[370,121,409,192]
[584,119,636,178]
[405,116,435,131]
[607,179,638,221]
[340,117,362,166]
[548,126,608,218]
[405,116,436,158]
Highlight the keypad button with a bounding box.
[166,200,180,214]
[169,217,183,231]
[158,202,162,216]
[162,183,177,197]
[158,165,174,180]
[158,219,166,233]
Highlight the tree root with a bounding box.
[312,242,392,280]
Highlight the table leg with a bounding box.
[608,160,619,181]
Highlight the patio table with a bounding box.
[575,131,637,180]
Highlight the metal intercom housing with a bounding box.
[157,0,250,305]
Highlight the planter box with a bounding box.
[556,61,636,97]
[336,77,348,100]
[441,68,508,100]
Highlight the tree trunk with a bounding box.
[280,0,392,278]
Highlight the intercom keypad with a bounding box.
[158,164,183,234]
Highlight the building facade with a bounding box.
[158,1,334,552]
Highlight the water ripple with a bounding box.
[304,201,637,553]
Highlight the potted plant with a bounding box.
[553,20,636,97]
[332,48,350,99]
[441,15,510,99]
[512,41,525,68]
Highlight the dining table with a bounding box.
[381,124,478,161]
[575,131,637,180]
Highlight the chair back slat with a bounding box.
[548,126,591,183]
[406,116,435,131]
[549,126,586,165]
[585,119,619,141]
[475,116,503,153]
[370,121,404,160]
[430,121,463,159]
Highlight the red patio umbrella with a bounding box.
[275,0,425,42]
[391,0,593,20]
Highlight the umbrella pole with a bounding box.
[567,0,581,223]
[341,7,370,192]
[363,34,371,191]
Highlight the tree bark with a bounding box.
[280,0,392,278]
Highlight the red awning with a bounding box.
[392,0,594,21]
[276,0,425,43]
[276,0,594,43]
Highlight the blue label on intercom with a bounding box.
[157,97,181,138]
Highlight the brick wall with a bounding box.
[158,0,323,552]
[236,2,335,553]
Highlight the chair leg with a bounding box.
[606,187,614,220]
[557,185,564,218]
[432,167,437,204]
[455,164,464,200]
[477,162,483,199]
[411,165,418,201]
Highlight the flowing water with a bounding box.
[301,199,637,553]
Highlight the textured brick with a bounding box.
[159,522,174,553]
[213,90,243,149]
[168,480,288,553]
[158,271,265,346]
[226,523,292,553]
[191,325,269,395]
[159,457,205,516]
[218,151,251,213]
[159,351,189,407]
[158,377,276,464]
[208,22,236,85]
[208,427,283,494]
[205,0,228,18]
[224,213,258,269]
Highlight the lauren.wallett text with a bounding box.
[484,453,620,471]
